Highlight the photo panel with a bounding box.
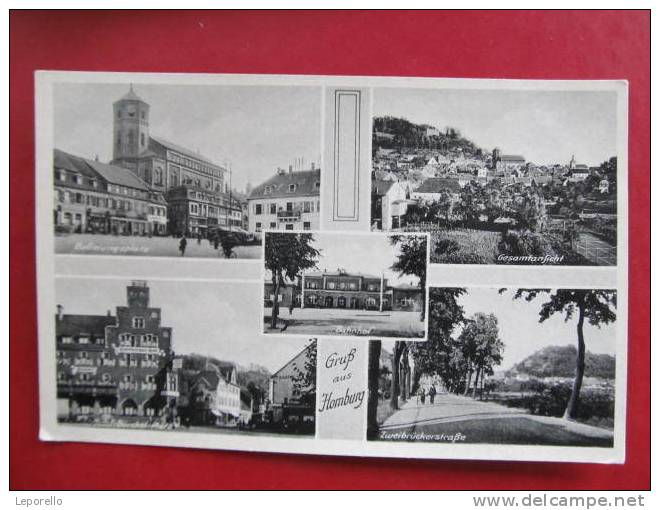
[49,80,322,261]
[366,286,624,454]
[262,230,430,341]
[370,86,622,268]
[51,277,317,438]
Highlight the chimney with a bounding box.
[107,310,112,317]
[311,162,315,171]
[288,165,293,174]
[56,304,63,321]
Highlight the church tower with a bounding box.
[112,85,150,169]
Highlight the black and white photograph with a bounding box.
[54,278,316,436]
[371,88,621,266]
[367,287,618,447]
[263,231,429,339]
[51,82,321,259]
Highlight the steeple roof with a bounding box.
[117,84,145,103]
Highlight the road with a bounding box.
[264,308,426,338]
[574,232,617,266]
[55,233,262,259]
[377,393,613,447]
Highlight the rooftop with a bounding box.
[56,314,116,337]
[414,177,461,194]
[248,169,320,200]
[500,155,526,162]
[54,149,152,192]
[150,135,225,169]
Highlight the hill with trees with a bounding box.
[509,345,615,380]
[373,116,485,157]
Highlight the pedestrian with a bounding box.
[197,232,202,245]
[213,236,219,251]
[419,386,426,405]
[179,236,187,257]
[429,384,437,404]
[288,302,295,316]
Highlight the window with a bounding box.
[123,374,133,383]
[75,174,82,185]
[303,221,311,230]
[78,336,89,345]
[264,186,272,195]
[339,282,346,290]
[368,284,377,292]
[303,201,311,213]
[270,222,276,229]
[132,317,145,328]
[254,204,262,215]
[60,336,73,344]
[315,181,320,189]
[349,282,357,290]
[145,375,155,383]
[285,224,294,230]
[327,282,336,290]
[255,222,262,232]
[288,184,296,193]
[269,203,277,214]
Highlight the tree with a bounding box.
[457,313,503,398]
[366,340,382,440]
[510,289,616,419]
[291,340,317,406]
[390,234,428,321]
[264,233,319,329]
[408,287,466,393]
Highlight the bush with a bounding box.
[498,230,546,258]
[502,381,614,423]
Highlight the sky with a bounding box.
[55,278,310,373]
[277,233,422,287]
[383,287,617,370]
[374,88,618,167]
[53,83,321,191]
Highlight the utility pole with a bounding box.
[379,272,384,312]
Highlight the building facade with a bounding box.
[53,149,168,236]
[247,166,321,233]
[56,281,179,423]
[268,343,316,428]
[264,271,424,312]
[301,270,389,310]
[182,365,241,427]
[166,184,244,237]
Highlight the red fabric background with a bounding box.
[9,10,650,490]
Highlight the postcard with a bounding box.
[36,71,627,463]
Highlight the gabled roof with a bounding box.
[56,314,116,337]
[149,136,223,168]
[414,178,461,194]
[248,169,320,200]
[85,159,151,191]
[372,179,394,196]
[53,149,98,178]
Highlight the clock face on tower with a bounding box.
[127,105,136,117]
